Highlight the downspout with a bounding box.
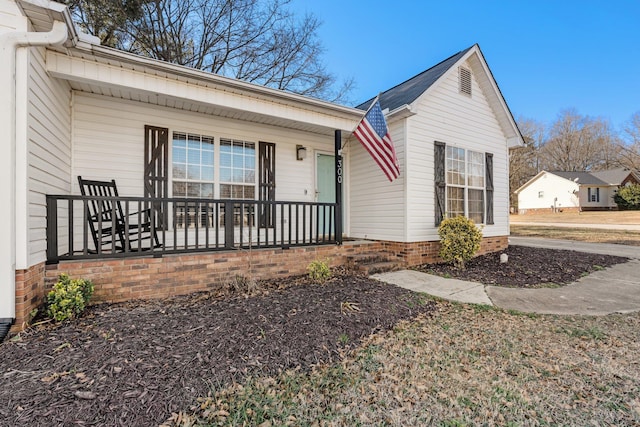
[0,20,69,342]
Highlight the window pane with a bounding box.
[173,181,186,197]
[219,167,231,182]
[245,155,255,169]
[187,183,200,197]
[187,164,200,180]
[173,146,186,163]
[202,150,214,165]
[446,186,465,218]
[220,184,231,198]
[468,189,484,224]
[446,146,465,185]
[173,164,186,179]
[467,150,484,188]
[220,141,232,153]
[244,186,255,199]
[188,149,200,164]
[220,153,232,167]
[201,183,214,198]
[173,133,186,147]
[202,166,214,181]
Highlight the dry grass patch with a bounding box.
[511,225,640,246]
[169,302,640,426]
[510,211,640,225]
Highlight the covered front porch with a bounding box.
[46,194,342,263]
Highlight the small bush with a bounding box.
[46,274,94,322]
[438,216,483,269]
[307,259,331,283]
[614,184,640,210]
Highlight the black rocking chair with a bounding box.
[78,176,162,254]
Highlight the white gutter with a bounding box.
[0,19,68,330]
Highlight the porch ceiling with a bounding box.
[46,47,362,137]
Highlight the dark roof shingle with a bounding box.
[356,46,473,112]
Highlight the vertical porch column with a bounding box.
[334,130,343,244]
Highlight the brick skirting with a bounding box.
[13,262,46,333]
[381,235,508,266]
[11,235,508,333]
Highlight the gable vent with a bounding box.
[459,66,472,96]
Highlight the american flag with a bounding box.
[353,99,400,182]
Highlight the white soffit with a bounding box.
[46,46,362,136]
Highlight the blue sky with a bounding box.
[290,0,640,132]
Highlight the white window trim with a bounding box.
[445,146,486,224]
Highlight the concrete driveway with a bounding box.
[373,237,640,316]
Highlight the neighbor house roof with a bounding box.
[548,171,609,186]
[356,46,473,112]
[550,169,638,186]
[590,168,638,185]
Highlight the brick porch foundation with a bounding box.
[12,235,508,333]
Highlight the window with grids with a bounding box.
[172,132,215,198]
[172,132,215,228]
[446,146,485,223]
[219,139,256,199]
[220,139,256,226]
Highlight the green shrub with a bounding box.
[46,274,94,322]
[438,216,483,269]
[307,259,331,283]
[614,184,640,210]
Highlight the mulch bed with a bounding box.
[420,245,630,288]
[0,246,633,426]
[0,272,435,426]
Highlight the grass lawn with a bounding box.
[169,301,640,426]
[510,211,640,225]
[510,225,640,246]
[510,211,640,245]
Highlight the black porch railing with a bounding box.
[46,195,340,263]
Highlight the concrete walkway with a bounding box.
[372,237,640,316]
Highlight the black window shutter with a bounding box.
[434,141,446,226]
[485,152,494,225]
[144,125,169,229]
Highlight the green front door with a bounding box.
[316,153,335,236]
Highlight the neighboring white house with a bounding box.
[0,0,523,335]
[515,169,640,214]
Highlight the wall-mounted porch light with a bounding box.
[296,145,307,161]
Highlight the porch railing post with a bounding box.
[334,129,343,244]
[224,200,235,249]
[46,195,59,264]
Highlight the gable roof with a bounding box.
[549,171,608,186]
[591,168,638,185]
[356,44,524,148]
[356,46,473,112]
[550,169,639,186]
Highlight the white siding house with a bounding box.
[515,169,640,213]
[1,0,523,335]
[349,47,521,243]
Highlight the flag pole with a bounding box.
[341,94,381,150]
[334,129,343,244]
